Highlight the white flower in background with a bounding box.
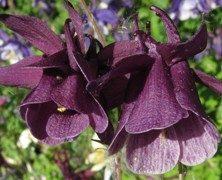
[17,129,38,149]
[86,133,114,180]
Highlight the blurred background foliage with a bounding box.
[0,0,222,179]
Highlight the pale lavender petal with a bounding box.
[46,112,89,139]
[126,127,180,174]
[174,113,220,166]
[125,59,188,133]
[0,14,64,55]
[193,69,222,96]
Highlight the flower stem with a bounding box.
[178,162,183,180]
[79,0,106,47]
[114,153,121,180]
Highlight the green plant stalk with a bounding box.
[79,0,106,47]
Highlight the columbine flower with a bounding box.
[168,0,222,21]
[32,0,55,15]
[0,28,32,64]
[88,6,221,174]
[209,28,222,60]
[0,0,125,145]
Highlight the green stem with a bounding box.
[178,162,183,180]
[114,153,121,180]
[79,0,106,46]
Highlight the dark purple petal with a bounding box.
[0,14,64,55]
[27,50,69,73]
[102,76,128,110]
[157,21,207,66]
[22,74,57,105]
[40,137,65,146]
[64,21,96,81]
[24,101,57,140]
[125,59,188,133]
[88,107,108,133]
[150,6,180,43]
[87,55,153,96]
[65,0,85,54]
[126,127,180,174]
[109,70,148,155]
[0,56,42,88]
[51,74,96,114]
[97,40,146,66]
[46,112,89,139]
[174,113,220,165]
[193,69,222,96]
[171,61,209,120]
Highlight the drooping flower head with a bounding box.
[0,0,125,145]
[87,6,221,174]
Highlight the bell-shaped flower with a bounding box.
[89,6,221,174]
[0,1,122,145]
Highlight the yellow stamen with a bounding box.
[57,107,67,112]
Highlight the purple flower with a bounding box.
[0,0,7,8]
[168,0,222,21]
[32,0,55,15]
[0,1,124,145]
[0,29,32,64]
[88,6,221,174]
[210,28,222,59]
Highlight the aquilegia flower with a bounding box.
[0,0,123,145]
[0,28,32,64]
[168,0,222,21]
[88,6,221,174]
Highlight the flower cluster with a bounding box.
[0,0,221,175]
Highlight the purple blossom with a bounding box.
[0,29,32,64]
[168,0,222,21]
[88,6,221,174]
[0,96,7,106]
[0,1,128,145]
[210,28,222,59]
[0,0,7,8]
[32,0,55,15]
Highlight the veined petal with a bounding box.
[171,61,209,120]
[25,101,57,140]
[174,113,220,166]
[102,76,128,110]
[51,74,95,114]
[65,0,85,54]
[46,112,89,139]
[97,40,146,66]
[126,127,180,174]
[27,50,69,73]
[157,21,207,66]
[40,137,65,146]
[0,14,64,55]
[109,70,148,155]
[87,55,153,96]
[125,59,188,134]
[0,56,42,88]
[22,74,58,105]
[150,6,180,43]
[193,69,222,96]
